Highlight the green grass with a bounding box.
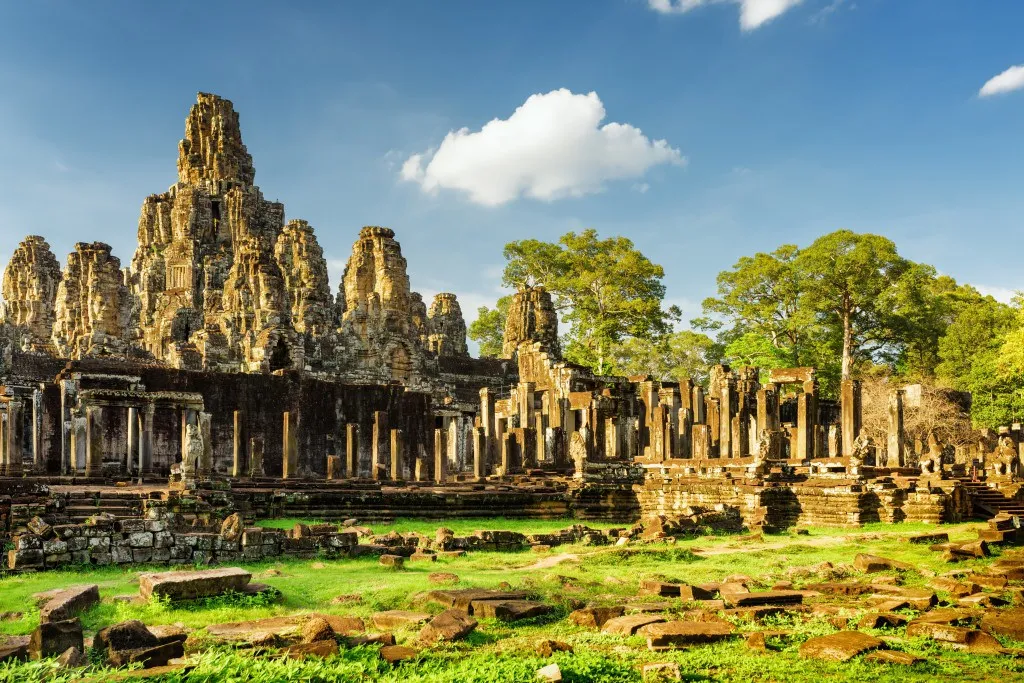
[255,516,624,535]
[1,519,1021,682]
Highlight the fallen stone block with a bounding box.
[470,599,551,622]
[981,607,1024,641]
[0,636,29,663]
[858,612,908,629]
[864,650,923,665]
[139,567,251,601]
[371,610,432,629]
[640,620,735,650]
[418,610,477,645]
[379,645,418,664]
[906,532,949,545]
[285,640,339,659]
[301,617,335,644]
[601,614,666,636]
[425,589,528,613]
[854,554,913,573]
[568,605,624,628]
[537,663,562,681]
[720,589,803,608]
[39,584,99,624]
[107,640,185,668]
[29,618,83,660]
[799,631,883,661]
[536,639,572,657]
[379,554,405,568]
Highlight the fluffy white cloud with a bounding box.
[979,65,1024,98]
[648,0,805,31]
[401,89,683,206]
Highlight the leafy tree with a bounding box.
[696,245,810,366]
[612,330,722,386]
[467,295,511,358]
[722,332,793,373]
[796,230,912,380]
[502,229,678,374]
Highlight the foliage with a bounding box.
[501,229,678,374]
[468,295,511,358]
[859,376,975,454]
[611,330,722,385]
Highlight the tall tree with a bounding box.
[501,229,678,374]
[612,330,722,386]
[467,295,511,358]
[696,245,810,366]
[796,230,912,380]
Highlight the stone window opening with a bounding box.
[269,338,290,373]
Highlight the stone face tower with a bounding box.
[426,293,469,358]
[128,92,326,372]
[0,235,61,349]
[502,286,560,359]
[52,242,131,358]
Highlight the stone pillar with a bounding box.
[887,389,905,467]
[372,411,388,480]
[0,410,8,475]
[32,388,43,472]
[796,393,812,461]
[604,417,620,460]
[692,386,706,425]
[70,413,87,474]
[706,398,720,457]
[677,408,692,459]
[232,411,245,477]
[198,412,213,476]
[720,380,736,457]
[434,428,447,483]
[8,401,24,475]
[127,406,139,475]
[326,455,341,480]
[623,416,639,460]
[828,425,840,458]
[139,405,154,475]
[659,387,681,458]
[517,383,536,437]
[840,379,862,457]
[756,385,779,434]
[546,427,563,466]
[692,424,710,459]
[520,428,537,469]
[249,436,265,477]
[282,411,298,479]
[472,427,485,480]
[535,412,546,464]
[345,423,358,478]
[480,388,496,466]
[85,404,103,477]
[500,432,514,476]
[390,428,404,480]
[414,457,425,482]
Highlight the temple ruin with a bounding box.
[1,93,1020,571]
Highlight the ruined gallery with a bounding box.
[0,94,1017,575]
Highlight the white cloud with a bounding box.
[400,89,684,207]
[975,285,1020,304]
[648,0,805,31]
[979,65,1024,98]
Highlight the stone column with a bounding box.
[139,405,154,475]
[707,398,720,457]
[796,393,812,461]
[198,412,213,476]
[677,408,692,459]
[659,387,681,458]
[840,379,862,457]
[32,388,43,472]
[434,428,447,483]
[604,417,620,460]
[372,411,388,480]
[720,380,736,457]
[472,427,485,480]
[692,385,706,425]
[692,424,710,460]
[249,436,265,477]
[327,455,341,480]
[85,404,103,477]
[345,423,358,478]
[232,411,245,477]
[756,385,779,434]
[390,428,404,480]
[887,389,905,467]
[0,410,8,475]
[282,411,298,479]
[480,388,496,466]
[518,382,536,434]
[126,406,139,475]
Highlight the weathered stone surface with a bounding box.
[0,236,60,348]
[536,663,562,682]
[274,220,333,336]
[602,614,666,636]
[502,286,559,358]
[39,584,99,624]
[371,610,432,629]
[285,640,339,659]
[640,620,735,650]
[29,618,84,660]
[425,589,529,613]
[380,554,405,568]
[55,645,88,669]
[107,640,185,669]
[139,567,251,600]
[980,608,1024,641]
[720,589,803,608]
[52,242,130,358]
[379,645,418,664]
[301,617,335,644]
[799,631,883,661]
[418,610,477,645]
[220,514,242,543]
[426,293,469,358]
[469,599,551,622]
[0,636,29,663]
[536,639,573,657]
[858,612,908,629]
[428,573,460,585]
[854,554,913,573]
[95,620,159,654]
[864,650,924,665]
[569,606,625,628]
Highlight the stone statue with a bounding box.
[750,429,771,478]
[992,436,1018,478]
[848,432,871,477]
[181,421,203,479]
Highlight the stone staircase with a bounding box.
[959,479,1024,519]
[53,490,147,525]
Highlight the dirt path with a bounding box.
[520,552,581,570]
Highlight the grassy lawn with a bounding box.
[1,519,1021,682]
[255,516,625,535]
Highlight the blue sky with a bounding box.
[1,0,1022,348]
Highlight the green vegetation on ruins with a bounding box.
[3,520,1024,682]
[470,227,1024,428]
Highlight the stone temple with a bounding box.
[0,93,1019,572]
